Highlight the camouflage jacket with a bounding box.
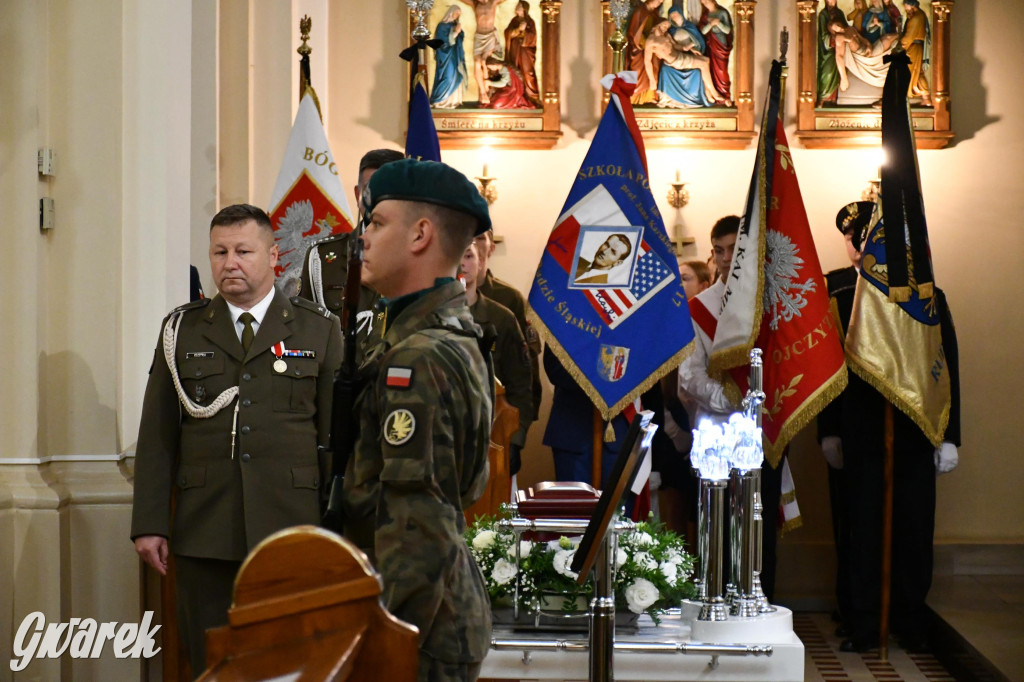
[479,269,542,422]
[342,281,493,665]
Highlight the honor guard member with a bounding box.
[817,200,873,637]
[297,148,405,358]
[474,228,542,474]
[342,159,493,682]
[818,201,962,654]
[131,204,342,677]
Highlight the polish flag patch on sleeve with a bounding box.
[385,366,413,389]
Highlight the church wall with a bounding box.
[1,0,192,678]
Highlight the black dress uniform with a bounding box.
[822,276,961,650]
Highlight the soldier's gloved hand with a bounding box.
[821,436,843,470]
[934,442,959,474]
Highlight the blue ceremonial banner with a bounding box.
[406,75,441,162]
[527,73,695,419]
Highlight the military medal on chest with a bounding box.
[271,341,288,373]
[271,341,318,373]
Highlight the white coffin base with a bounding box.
[481,605,804,681]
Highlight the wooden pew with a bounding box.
[198,526,419,682]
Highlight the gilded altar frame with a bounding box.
[600,0,758,149]
[408,0,563,150]
[794,0,954,149]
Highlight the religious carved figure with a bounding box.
[900,0,931,106]
[817,0,848,106]
[627,0,665,105]
[698,0,734,104]
[503,0,540,106]
[646,17,722,108]
[456,0,510,105]
[430,5,469,109]
[482,57,533,109]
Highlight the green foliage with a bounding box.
[464,510,697,623]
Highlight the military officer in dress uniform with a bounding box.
[474,228,542,474]
[342,159,493,682]
[297,148,404,357]
[131,204,342,677]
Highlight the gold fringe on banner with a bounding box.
[526,305,695,423]
[889,286,912,303]
[762,363,848,469]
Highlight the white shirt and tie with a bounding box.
[225,288,276,346]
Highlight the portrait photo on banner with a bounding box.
[795,0,954,148]
[412,0,563,149]
[569,226,643,289]
[601,0,757,149]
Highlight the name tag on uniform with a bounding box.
[185,351,215,359]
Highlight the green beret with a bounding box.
[835,200,874,251]
[364,158,492,235]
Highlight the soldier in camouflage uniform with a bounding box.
[461,240,535,470]
[341,159,494,681]
[474,228,542,474]
[297,149,404,359]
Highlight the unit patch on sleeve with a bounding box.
[383,409,416,446]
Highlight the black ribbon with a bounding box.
[880,50,934,298]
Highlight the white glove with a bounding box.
[934,442,959,474]
[821,436,843,469]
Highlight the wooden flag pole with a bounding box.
[592,407,604,488]
[879,402,895,660]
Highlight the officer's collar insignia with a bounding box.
[384,409,416,446]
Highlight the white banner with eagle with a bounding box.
[268,92,354,296]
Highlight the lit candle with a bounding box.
[482,162,490,178]
[675,168,681,183]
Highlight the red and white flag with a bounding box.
[268,92,354,296]
[707,60,847,467]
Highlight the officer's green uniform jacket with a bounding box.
[130,291,342,561]
[342,280,493,667]
[297,232,383,360]
[470,293,535,452]
[478,269,541,421]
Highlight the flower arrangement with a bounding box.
[465,510,697,624]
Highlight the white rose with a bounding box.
[660,562,678,583]
[665,548,683,565]
[472,530,497,551]
[492,558,518,585]
[553,549,579,579]
[635,551,658,571]
[615,548,628,568]
[507,540,534,559]
[624,578,660,614]
[634,531,655,547]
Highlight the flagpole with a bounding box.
[879,403,895,660]
[297,16,311,101]
[592,407,603,488]
[777,28,789,127]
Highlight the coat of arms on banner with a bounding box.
[598,344,630,382]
